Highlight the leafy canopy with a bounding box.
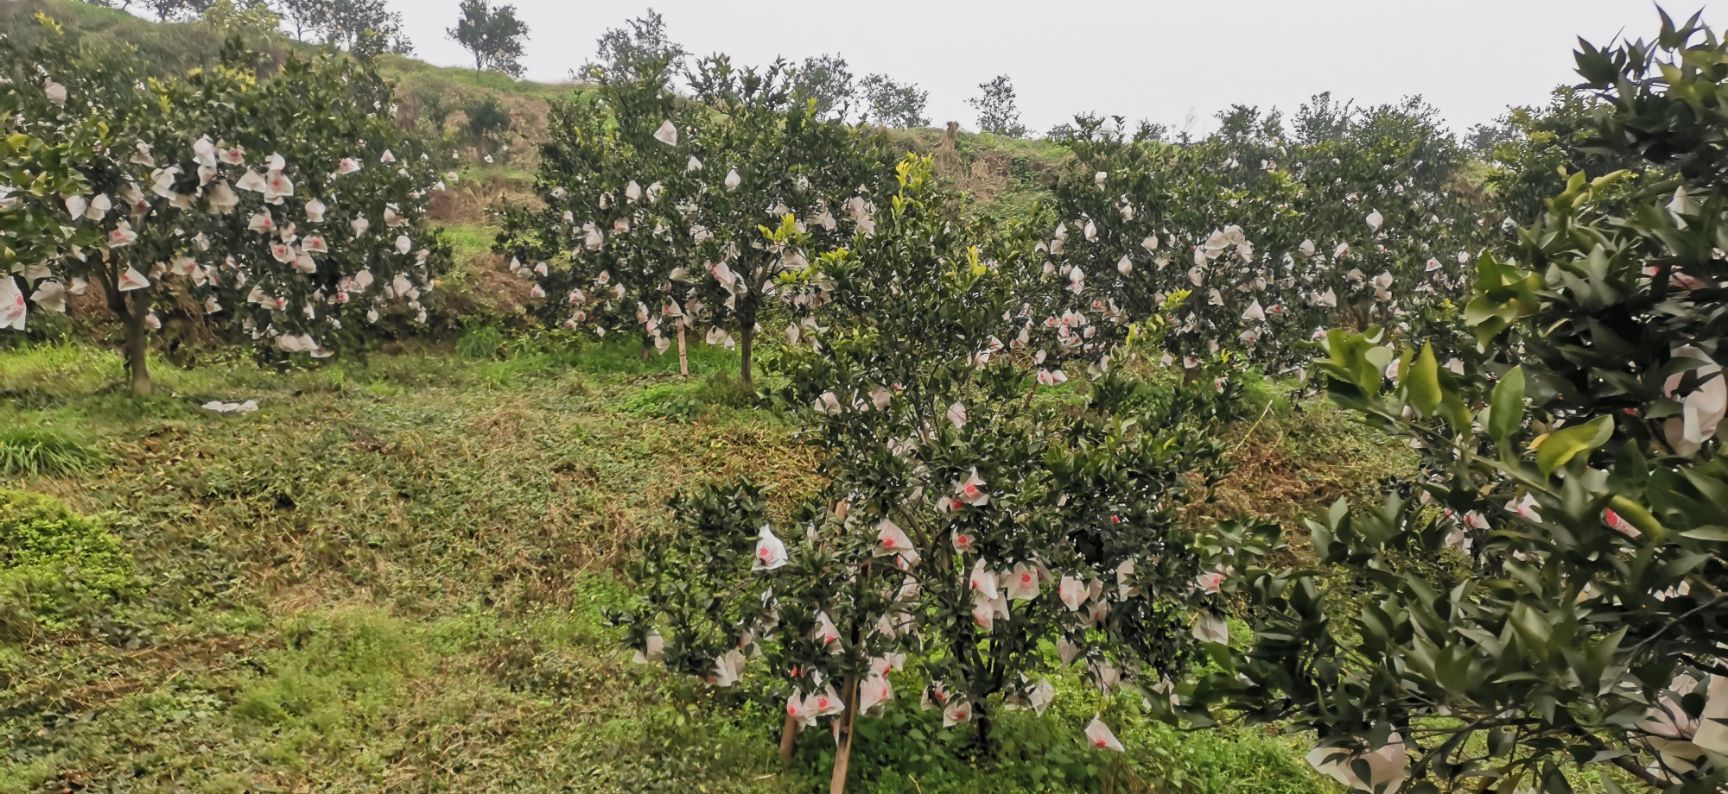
[447,0,530,78]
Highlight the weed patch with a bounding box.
[0,489,136,638]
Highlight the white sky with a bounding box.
[390,0,1703,135]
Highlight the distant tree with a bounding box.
[584,9,686,87]
[1465,120,1513,155]
[858,72,928,128]
[1291,91,1353,144]
[199,0,280,38]
[318,0,411,57]
[140,0,213,20]
[271,0,331,41]
[791,54,854,120]
[448,0,529,80]
[968,74,1025,137]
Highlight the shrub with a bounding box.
[496,49,889,385]
[1194,12,1728,791]
[463,94,513,151]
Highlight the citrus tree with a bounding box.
[495,50,706,358]
[1191,13,1728,791]
[678,54,887,384]
[1032,98,1485,381]
[619,157,1244,792]
[1478,87,1654,228]
[1,14,447,393]
[498,52,887,384]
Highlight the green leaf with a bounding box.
[1680,526,1728,542]
[1489,366,1526,444]
[1405,343,1441,416]
[1363,345,1394,375]
[1536,416,1613,476]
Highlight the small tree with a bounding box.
[447,0,529,80]
[272,0,331,42]
[968,74,1026,138]
[584,9,686,87]
[316,0,411,57]
[1193,12,1728,791]
[622,157,1244,791]
[858,73,928,128]
[680,55,887,385]
[495,48,705,358]
[791,54,855,120]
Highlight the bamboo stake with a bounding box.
[677,320,690,378]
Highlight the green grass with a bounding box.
[440,222,499,262]
[376,53,582,104]
[0,337,822,791]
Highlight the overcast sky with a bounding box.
[391,0,1705,135]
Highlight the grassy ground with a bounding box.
[1,338,1342,793]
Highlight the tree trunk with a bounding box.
[974,703,994,757]
[738,321,755,387]
[123,294,152,397]
[778,712,800,767]
[828,677,860,794]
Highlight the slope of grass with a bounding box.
[376,53,578,105]
[891,127,1070,220]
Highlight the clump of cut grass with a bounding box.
[0,426,106,477]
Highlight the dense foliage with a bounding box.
[1193,12,1728,792]
[497,50,887,383]
[1030,97,1488,381]
[11,4,1728,793]
[1,13,448,392]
